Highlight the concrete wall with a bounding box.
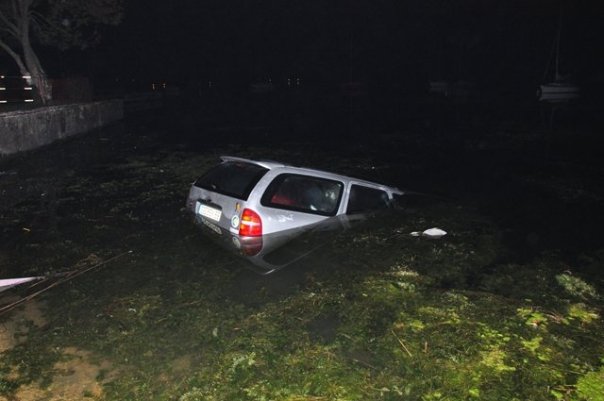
[0,100,123,156]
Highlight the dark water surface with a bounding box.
[1,106,603,287]
[1,106,603,400]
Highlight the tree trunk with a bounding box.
[22,38,52,104]
[0,39,28,74]
[2,0,53,104]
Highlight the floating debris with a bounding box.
[0,250,133,316]
[410,227,447,238]
[0,276,43,293]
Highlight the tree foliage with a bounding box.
[0,0,123,103]
[34,0,123,50]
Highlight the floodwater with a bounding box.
[1,103,603,400]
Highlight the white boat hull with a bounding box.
[539,82,580,102]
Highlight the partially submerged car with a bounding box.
[195,212,371,275]
[186,156,404,272]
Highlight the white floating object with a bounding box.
[410,228,447,238]
[422,228,447,238]
[0,276,43,293]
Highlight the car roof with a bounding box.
[219,155,404,194]
[220,155,289,170]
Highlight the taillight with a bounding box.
[239,208,262,236]
[241,240,263,256]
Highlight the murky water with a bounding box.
[1,109,603,400]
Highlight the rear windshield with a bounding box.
[261,174,343,216]
[195,161,268,200]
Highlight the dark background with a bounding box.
[1,0,600,100]
[95,0,603,92]
[2,0,604,135]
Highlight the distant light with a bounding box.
[0,100,7,103]
[22,75,31,79]
[0,87,5,91]
[24,99,34,102]
[24,87,33,90]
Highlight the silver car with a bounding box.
[186,156,404,238]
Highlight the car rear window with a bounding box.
[261,174,343,216]
[195,161,269,200]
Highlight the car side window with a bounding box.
[391,193,406,209]
[346,184,390,214]
[261,174,343,216]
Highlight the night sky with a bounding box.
[48,1,603,92]
[2,0,603,99]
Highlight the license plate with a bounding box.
[197,202,222,222]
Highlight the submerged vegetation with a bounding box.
[1,119,603,400]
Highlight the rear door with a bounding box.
[192,161,268,232]
[257,173,344,234]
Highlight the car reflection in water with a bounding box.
[193,212,369,275]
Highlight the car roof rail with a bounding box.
[219,155,288,170]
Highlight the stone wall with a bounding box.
[0,100,123,156]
